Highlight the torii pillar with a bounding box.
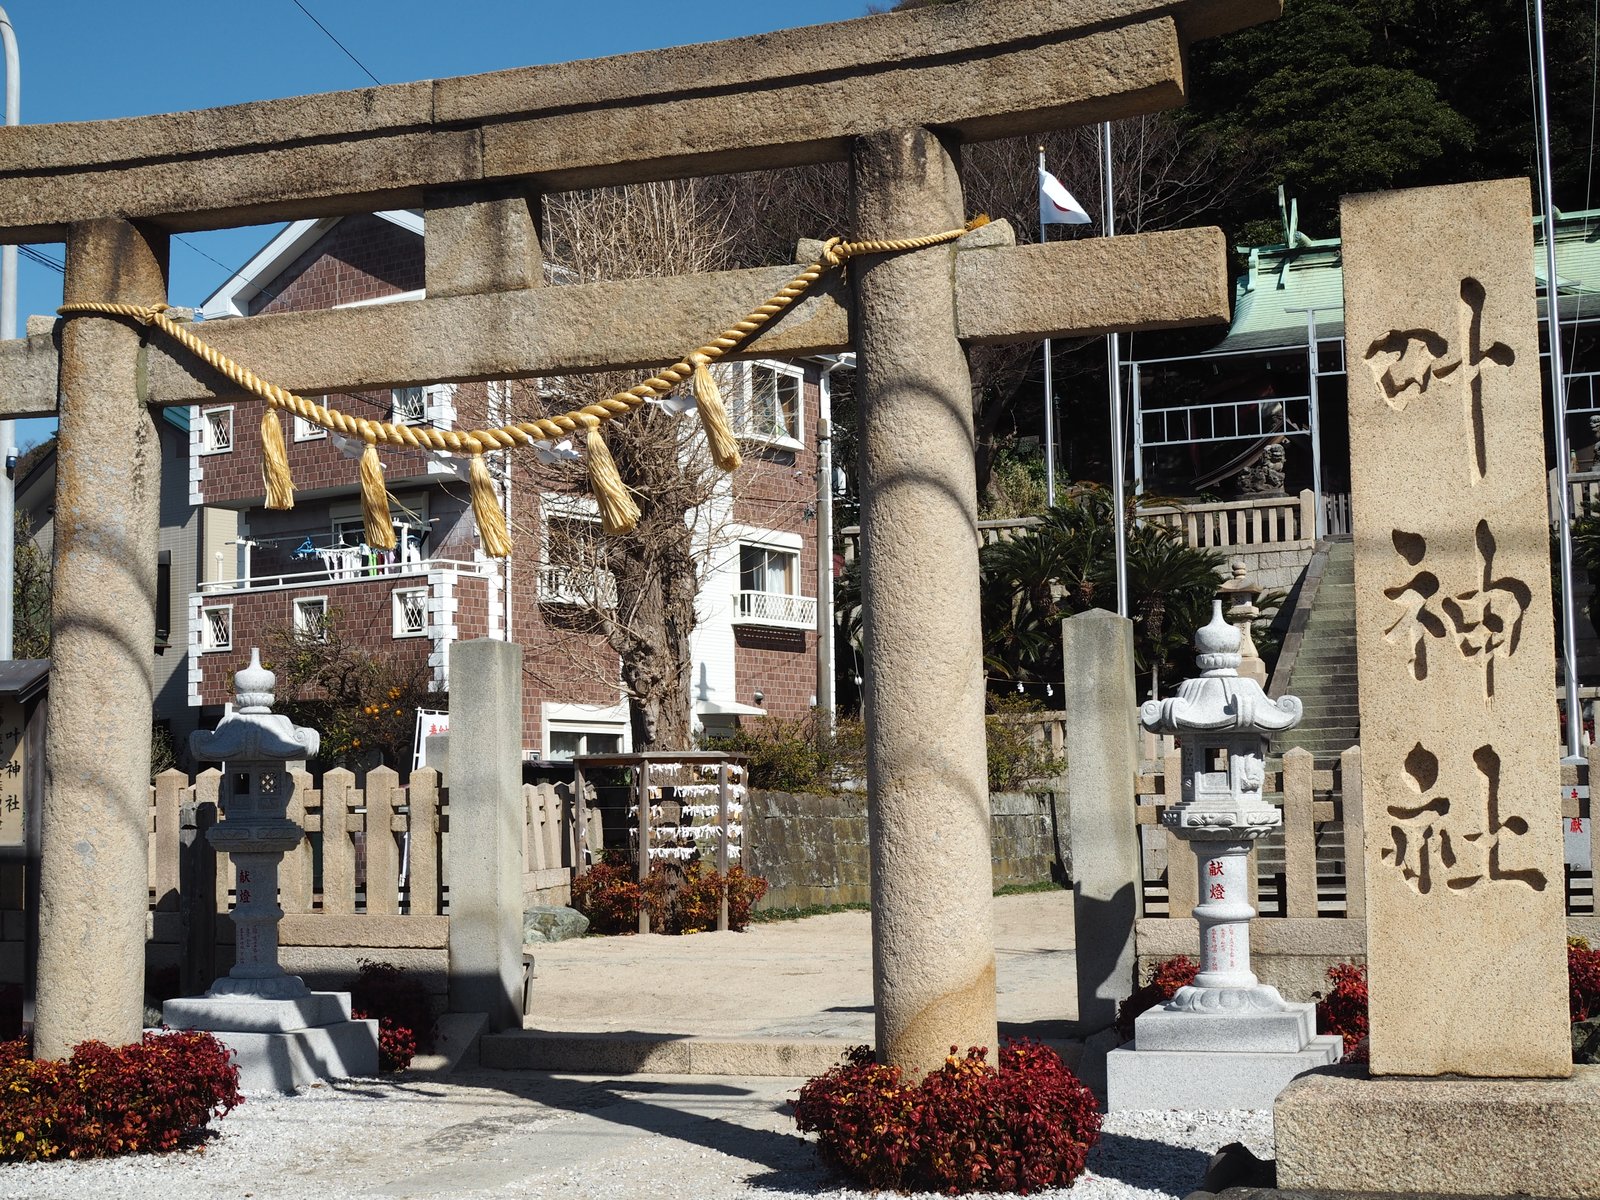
[853,128,998,1072]
[34,220,168,1059]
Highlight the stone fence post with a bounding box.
[445,639,523,1032]
[1062,608,1142,1033]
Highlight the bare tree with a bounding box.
[710,111,1264,503]
[514,179,739,751]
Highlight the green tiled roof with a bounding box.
[1196,206,1600,358]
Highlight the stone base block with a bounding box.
[1135,1002,1317,1053]
[407,1011,487,1075]
[1275,1064,1600,1198]
[158,989,377,1094]
[203,1019,380,1094]
[1106,1035,1342,1111]
[162,991,350,1033]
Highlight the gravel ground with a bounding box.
[0,1070,1273,1200]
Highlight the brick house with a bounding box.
[187,211,830,759]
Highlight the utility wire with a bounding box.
[18,245,62,273]
[289,0,382,86]
[175,234,248,280]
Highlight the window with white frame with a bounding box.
[292,596,328,642]
[543,703,628,760]
[547,728,624,760]
[732,538,814,628]
[393,587,428,638]
[740,544,798,595]
[390,386,429,425]
[733,362,803,445]
[293,412,327,441]
[200,407,233,454]
[200,605,233,652]
[539,496,615,607]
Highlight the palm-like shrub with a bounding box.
[979,485,1225,695]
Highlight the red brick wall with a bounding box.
[194,213,832,747]
[252,214,422,316]
[731,373,821,720]
[200,216,430,510]
[194,578,437,706]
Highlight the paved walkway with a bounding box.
[0,890,1277,1199]
[488,891,1081,1073]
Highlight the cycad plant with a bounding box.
[978,484,1224,698]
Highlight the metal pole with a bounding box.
[1039,147,1056,508]
[1131,369,1144,496]
[1302,309,1326,539]
[0,5,18,661]
[1535,0,1586,760]
[1101,122,1128,617]
[817,356,850,734]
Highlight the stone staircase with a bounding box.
[1272,538,1360,764]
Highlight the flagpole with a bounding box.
[1101,121,1129,620]
[1039,145,1057,509]
[1534,0,1584,761]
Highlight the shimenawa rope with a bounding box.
[56,217,988,554]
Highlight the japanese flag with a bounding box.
[1039,167,1092,226]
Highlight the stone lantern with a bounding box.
[1105,602,1342,1110]
[1217,560,1268,687]
[1142,600,1299,1011]
[163,650,378,1092]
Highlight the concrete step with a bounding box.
[480,1031,866,1076]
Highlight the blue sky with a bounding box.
[3,1,875,447]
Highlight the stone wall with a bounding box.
[744,788,1060,910]
[1222,543,1316,595]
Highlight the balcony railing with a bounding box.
[197,557,492,595]
[538,564,618,609]
[731,590,817,630]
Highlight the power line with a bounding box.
[175,234,244,279]
[18,245,62,273]
[288,0,382,87]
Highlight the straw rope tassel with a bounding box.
[56,217,988,540]
[691,359,742,471]
[358,442,397,550]
[260,407,296,510]
[469,452,514,558]
[585,423,641,535]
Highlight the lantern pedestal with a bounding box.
[160,651,379,1094]
[1105,603,1342,1111]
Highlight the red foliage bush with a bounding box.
[723,866,770,929]
[1114,955,1198,1041]
[794,1040,1102,1195]
[348,960,437,1072]
[1315,962,1370,1062]
[0,1031,242,1161]
[571,852,644,934]
[1569,941,1600,1021]
[576,853,770,935]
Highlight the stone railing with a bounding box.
[840,490,1319,563]
[139,766,600,993]
[1138,489,1316,551]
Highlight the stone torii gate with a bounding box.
[0,0,1274,1066]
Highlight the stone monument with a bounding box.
[163,650,378,1093]
[1106,601,1341,1109]
[1274,178,1600,1198]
